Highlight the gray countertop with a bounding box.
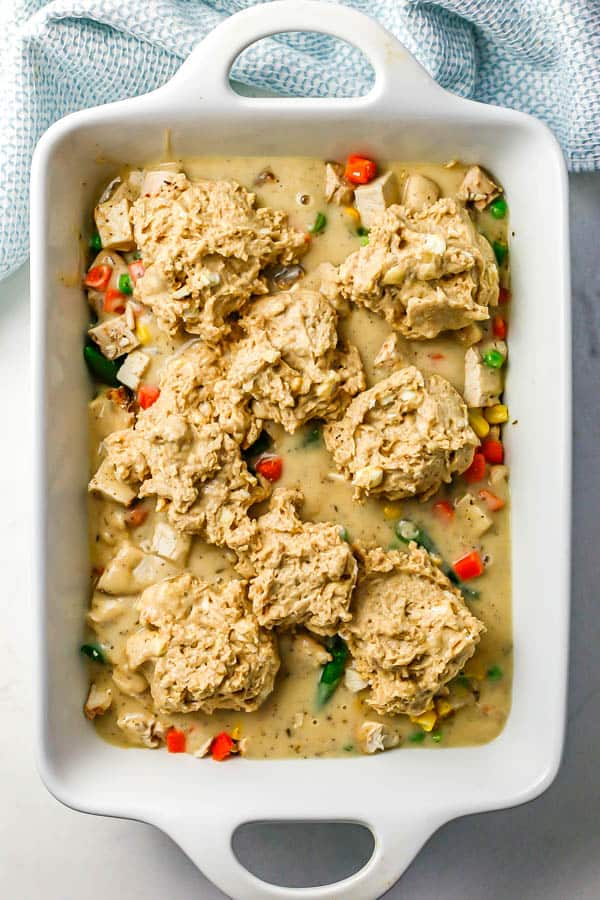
[1,174,598,900]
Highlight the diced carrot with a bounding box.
[464,451,486,483]
[492,315,507,339]
[255,454,283,482]
[128,260,145,284]
[104,288,127,314]
[433,500,455,522]
[125,504,149,527]
[498,287,511,304]
[138,384,160,409]
[345,155,377,185]
[478,489,505,512]
[166,728,186,753]
[429,353,445,360]
[481,438,504,464]
[84,265,112,291]
[211,731,236,762]
[453,550,484,581]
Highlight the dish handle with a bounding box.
[165,809,439,900]
[165,0,447,108]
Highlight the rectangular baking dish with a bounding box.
[31,3,571,897]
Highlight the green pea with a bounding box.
[118,273,133,295]
[487,664,503,681]
[89,232,102,252]
[309,212,327,234]
[80,643,106,664]
[431,731,443,743]
[408,731,425,743]
[84,343,122,387]
[302,424,322,447]
[489,197,507,219]
[356,225,369,237]
[493,240,508,266]
[482,349,505,369]
[359,235,369,246]
[343,744,354,752]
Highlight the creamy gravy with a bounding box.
[86,156,512,757]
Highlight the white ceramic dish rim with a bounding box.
[31,3,571,898]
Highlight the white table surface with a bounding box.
[2,173,599,899]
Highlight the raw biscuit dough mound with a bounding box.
[240,489,357,635]
[97,342,265,550]
[227,289,366,433]
[341,545,485,716]
[324,365,478,502]
[323,198,498,339]
[126,573,279,714]
[131,174,307,337]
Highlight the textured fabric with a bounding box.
[2,0,599,279]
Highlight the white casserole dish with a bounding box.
[31,3,571,897]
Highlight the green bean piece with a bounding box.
[317,636,348,706]
[431,731,443,743]
[356,225,369,237]
[487,664,503,681]
[302,423,322,447]
[84,343,122,387]
[482,349,505,369]
[309,212,327,234]
[489,197,507,219]
[492,240,508,266]
[408,731,426,743]
[456,675,471,689]
[395,519,480,600]
[89,232,102,252]
[343,744,354,752]
[80,643,106,664]
[338,526,350,543]
[118,273,133,295]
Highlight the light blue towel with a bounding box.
[2,0,599,280]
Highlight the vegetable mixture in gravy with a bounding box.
[83,154,512,760]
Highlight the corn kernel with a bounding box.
[410,709,437,732]
[468,409,490,439]
[136,322,151,345]
[230,726,241,740]
[344,205,360,221]
[464,662,486,681]
[435,699,453,719]
[383,503,402,520]
[484,403,509,424]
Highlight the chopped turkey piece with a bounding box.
[131,174,307,337]
[84,683,113,720]
[116,711,165,748]
[463,346,503,407]
[324,162,354,205]
[344,666,368,693]
[456,323,484,347]
[116,350,150,390]
[193,737,214,759]
[454,493,493,538]
[239,489,357,635]
[151,520,191,564]
[325,198,498,339]
[324,366,478,502]
[285,633,332,675]
[126,573,279,715]
[341,545,485,716]
[111,666,148,696]
[239,489,356,635]
[227,289,366,433]
[94,183,136,251]
[354,171,399,227]
[86,594,129,625]
[140,164,182,196]
[457,165,502,211]
[88,459,137,507]
[88,314,140,360]
[355,721,399,754]
[97,543,177,594]
[373,333,403,368]
[89,393,134,441]
[401,174,441,210]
